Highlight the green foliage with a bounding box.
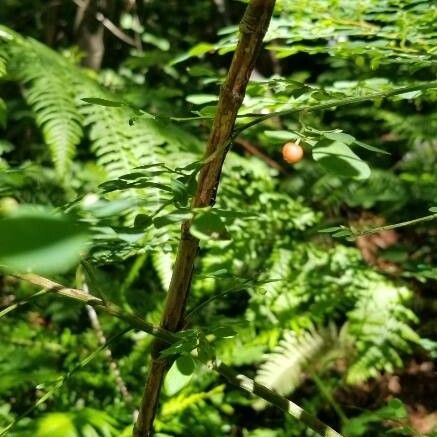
[0,26,200,182]
[346,282,420,383]
[1,29,83,176]
[256,325,339,397]
[343,398,408,436]
[1,1,435,436]
[35,409,118,437]
[0,206,89,274]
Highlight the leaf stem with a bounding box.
[354,213,437,237]
[235,81,437,135]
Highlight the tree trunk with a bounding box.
[74,0,108,70]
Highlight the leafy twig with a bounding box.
[321,212,437,239]
[235,81,437,135]
[12,273,343,437]
[134,2,277,436]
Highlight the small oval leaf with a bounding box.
[176,355,195,376]
[313,140,371,180]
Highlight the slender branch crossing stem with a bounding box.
[134,2,276,436]
[353,213,437,237]
[13,273,342,437]
[235,80,437,134]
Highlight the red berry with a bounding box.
[282,142,304,164]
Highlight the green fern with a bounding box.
[1,25,200,184]
[0,52,6,78]
[160,385,225,418]
[0,26,12,78]
[4,37,83,176]
[249,244,421,390]
[255,324,339,397]
[346,283,420,384]
[151,250,174,291]
[36,409,119,437]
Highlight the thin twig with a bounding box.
[352,213,437,238]
[72,0,138,47]
[83,282,131,402]
[235,136,288,174]
[95,12,138,47]
[234,81,437,135]
[12,273,343,437]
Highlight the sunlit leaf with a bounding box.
[164,358,193,396]
[313,140,371,180]
[186,94,218,105]
[0,207,89,274]
[82,97,125,107]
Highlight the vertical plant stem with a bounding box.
[133,1,276,436]
[83,283,131,402]
[311,372,348,424]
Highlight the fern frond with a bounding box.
[0,26,15,78]
[345,283,420,384]
[161,385,225,417]
[151,250,174,291]
[7,39,83,176]
[255,324,339,397]
[260,248,293,301]
[0,51,6,77]
[7,41,83,176]
[1,25,199,183]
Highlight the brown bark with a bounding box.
[74,0,108,70]
[133,1,276,436]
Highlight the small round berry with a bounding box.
[282,142,304,164]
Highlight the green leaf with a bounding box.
[0,140,13,156]
[36,413,76,437]
[0,207,89,274]
[318,226,343,233]
[332,229,353,238]
[322,131,355,144]
[191,210,229,240]
[164,358,193,396]
[153,210,192,228]
[312,140,371,180]
[142,33,170,51]
[81,97,125,107]
[394,90,422,100]
[355,141,389,155]
[188,42,215,56]
[211,326,237,338]
[264,130,298,141]
[198,105,217,116]
[134,214,153,229]
[186,94,218,105]
[343,398,407,437]
[429,207,437,213]
[175,355,195,376]
[0,98,6,128]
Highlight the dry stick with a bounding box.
[133,2,276,436]
[235,136,288,174]
[83,282,131,402]
[14,273,342,437]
